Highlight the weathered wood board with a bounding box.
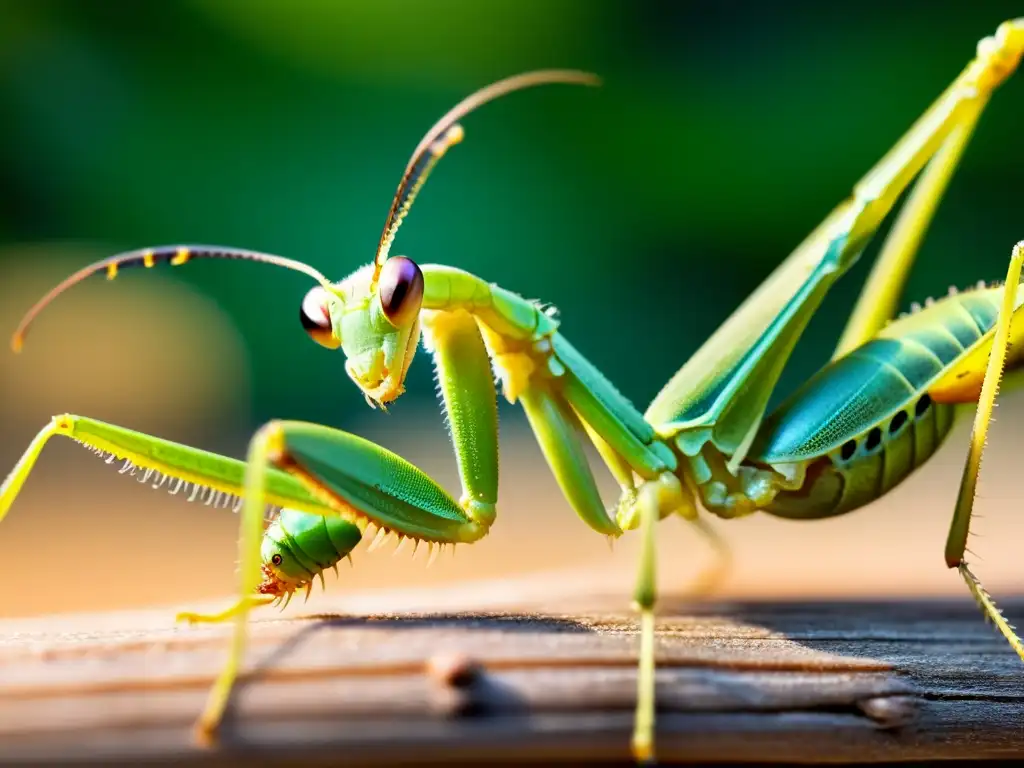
[1,576,1022,765]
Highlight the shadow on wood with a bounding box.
[0,573,1022,765]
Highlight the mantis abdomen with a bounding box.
[751,283,1024,519]
[759,398,957,519]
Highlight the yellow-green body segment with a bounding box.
[4,25,1024,765]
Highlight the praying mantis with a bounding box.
[4,17,1024,764]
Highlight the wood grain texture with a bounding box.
[1,574,1022,765]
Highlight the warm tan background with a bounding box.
[4,248,1024,621]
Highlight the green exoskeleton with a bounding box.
[4,20,1024,762]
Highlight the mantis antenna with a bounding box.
[10,246,335,353]
[10,70,600,353]
[371,69,601,283]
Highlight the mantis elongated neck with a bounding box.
[420,264,559,344]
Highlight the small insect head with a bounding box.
[257,518,313,601]
[257,552,295,599]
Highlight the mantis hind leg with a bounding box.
[943,241,1024,659]
[832,103,985,360]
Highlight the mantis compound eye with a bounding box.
[378,256,424,327]
[300,285,340,349]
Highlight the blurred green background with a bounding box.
[3,1,1024,618]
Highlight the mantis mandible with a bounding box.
[4,20,1024,764]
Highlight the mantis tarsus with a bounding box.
[3,20,1024,764]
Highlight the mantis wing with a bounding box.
[644,35,1015,471]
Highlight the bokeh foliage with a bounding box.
[3,0,1024,429]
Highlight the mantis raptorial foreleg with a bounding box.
[0,407,502,741]
[191,305,512,737]
[196,417,496,738]
[943,242,1024,659]
[833,100,985,358]
[420,307,500,526]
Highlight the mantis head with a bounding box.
[294,68,599,408]
[299,256,424,407]
[10,70,599,413]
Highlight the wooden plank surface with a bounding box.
[1,574,1023,765]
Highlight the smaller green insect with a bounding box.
[259,511,362,607]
